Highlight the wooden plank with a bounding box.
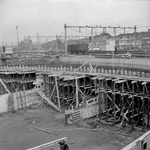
[26,137,67,150]
[36,91,60,112]
[115,80,126,84]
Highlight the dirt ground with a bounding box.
[0,105,145,150]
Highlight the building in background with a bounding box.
[116,30,150,51]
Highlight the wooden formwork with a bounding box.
[0,70,36,95]
[1,64,150,129]
[42,71,150,129]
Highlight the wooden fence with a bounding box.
[1,55,150,71]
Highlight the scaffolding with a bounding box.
[41,71,150,128]
[0,70,36,95]
[1,65,150,129]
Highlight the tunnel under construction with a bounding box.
[0,64,150,130]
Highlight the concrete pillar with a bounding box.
[101,68,104,73]
[105,70,108,74]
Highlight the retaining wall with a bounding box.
[58,55,150,70]
[1,55,150,71]
[0,89,42,114]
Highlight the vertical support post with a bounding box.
[48,76,51,98]
[64,23,67,54]
[113,81,116,124]
[0,79,1,95]
[134,25,137,51]
[91,27,93,36]
[113,27,116,36]
[67,80,70,102]
[136,140,142,150]
[112,49,114,70]
[132,83,135,130]
[103,27,106,33]
[16,26,19,47]
[37,33,40,56]
[5,37,7,46]
[95,27,97,36]
[89,55,92,73]
[75,78,79,108]
[121,82,125,126]
[62,80,65,101]
[148,96,150,128]
[142,85,145,129]
[83,77,85,94]
[56,35,58,53]
[98,79,101,120]
[29,73,31,90]
[55,77,61,109]
[44,74,46,95]
[105,80,108,121]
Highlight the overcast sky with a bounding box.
[0,0,150,45]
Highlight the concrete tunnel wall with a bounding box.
[0,89,42,114]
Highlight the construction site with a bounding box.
[0,51,150,150]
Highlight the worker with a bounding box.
[58,140,69,150]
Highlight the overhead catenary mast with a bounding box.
[16,26,19,47]
[64,24,136,53]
